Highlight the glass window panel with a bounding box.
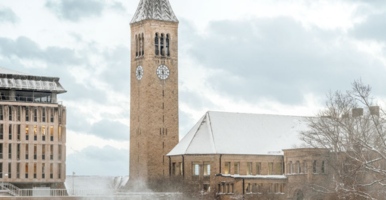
[247,162,252,175]
[224,162,230,174]
[204,162,210,176]
[234,163,240,174]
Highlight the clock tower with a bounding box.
[129,0,179,182]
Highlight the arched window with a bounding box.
[296,161,301,174]
[321,161,325,174]
[142,33,144,56]
[304,161,308,174]
[139,35,142,56]
[135,35,138,57]
[166,34,170,56]
[160,34,165,56]
[155,33,159,55]
[313,160,317,173]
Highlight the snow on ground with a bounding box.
[64,176,129,190]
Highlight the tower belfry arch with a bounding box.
[129,0,179,183]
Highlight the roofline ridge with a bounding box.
[0,66,29,75]
[207,110,314,118]
[184,114,207,155]
[206,112,217,154]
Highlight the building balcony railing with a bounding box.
[0,95,57,104]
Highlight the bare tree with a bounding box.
[108,176,126,190]
[300,80,386,199]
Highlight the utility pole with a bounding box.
[72,172,75,195]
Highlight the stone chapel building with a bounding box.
[128,0,332,199]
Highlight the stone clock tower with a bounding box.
[129,0,179,182]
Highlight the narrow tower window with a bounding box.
[160,34,164,56]
[155,33,159,55]
[135,35,138,57]
[139,35,142,57]
[142,33,145,56]
[166,34,170,56]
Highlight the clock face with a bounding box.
[136,66,143,80]
[156,65,170,80]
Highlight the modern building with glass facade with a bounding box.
[0,67,67,189]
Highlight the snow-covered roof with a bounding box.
[0,67,28,75]
[168,111,310,156]
[0,67,66,93]
[217,174,288,180]
[131,0,178,24]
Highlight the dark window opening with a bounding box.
[0,106,3,120]
[25,163,28,179]
[166,34,170,57]
[34,108,37,122]
[0,144,3,159]
[25,107,29,122]
[42,107,46,122]
[8,143,11,159]
[142,33,144,56]
[25,144,29,160]
[139,35,142,57]
[17,144,20,160]
[17,125,20,141]
[0,124,3,140]
[50,108,54,123]
[136,35,138,57]
[42,145,45,160]
[25,126,29,140]
[8,162,11,178]
[17,107,20,121]
[8,124,12,140]
[155,33,159,55]
[9,106,12,121]
[34,144,37,160]
[160,34,165,56]
[16,163,20,179]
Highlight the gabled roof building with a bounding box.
[127,0,333,199]
[168,111,308,156]
[167,112,331,200]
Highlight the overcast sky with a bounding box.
[0,0,385,176]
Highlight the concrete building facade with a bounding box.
[0,67,67,189]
